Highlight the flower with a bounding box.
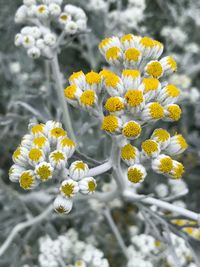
[19,170,37,190]
[53,195,73,214]
[60,179,79,198]
[57,137,76,157]
[104,96,124,115]
[164,104,182,122]
[151,128,170,149]
[127,164,147,183]
[101,115,122,134]
[152,154,173,174]
[9,164,25,182]
[141,139,160,158]
[49,150,67,169]
[35,162,53,181]
[122,121,142,140]
[169,160,185,179]
[69,161,89,181]
[121,144,140,166]
[165,134,188,156]
[78,177,97,195]
[141,102,164,121]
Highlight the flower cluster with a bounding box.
[38,229,109,267]
[14,0,87,58]
[9,120,97,214]
[121,128,188,184]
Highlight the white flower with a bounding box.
[141,139,160,159]
[59,12,71,24]
[65,21,78,34]
[15,5,28,23]
[36,5,49,18]
[28,147,45,166]
[127,164,147,183]
[59,179,79,198]
[14,33,23,46]
[69,161,89,181]
[22,35,35,48]
[152,154,173,175]
[49,150,67,169]
[165,134,188,156]
[44,33,57,47]
[122,121,142,140]
[53,195,73,214]
[27,47,41,59]
[155,183,169,198]
[57,136,76,157]
[140,102,164,122]
[36,39,45,50]
[9,164,26,182]
[121,144,140,166]
[21,134,33,148]
[35,162,54,181]
[12,146,29,166]
[23,0,36,6]
[79,177,97,195]
[49,3,61,17]
[151,128,170,150]
[19,170,38,190]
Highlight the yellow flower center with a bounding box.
[38,5,46,13]
[13,147,21,159]
[106,47,121,60]
[172,162,184,179]
[99,69,114,79]
[142,140,159,155]
[33,136,47,148]
[122,69,140,78]
[165,84,180,97]
[28,148,43,162]
[167,104,182,121]
[153,128,170,142]
[20,171,34,189]
[75,161,86,170]
[142,78,159,92]
[167,56,177,71]
[127,167,143,183]
[64,85,77,100]
[69,71,84,82]
[80,90,96,106]
[55,206,67,214]
[85,71,101,85]
[121,34,134,43]
[50,127,66,138]
[125,90,144,107]
[121,144,136,160]
[99,37,112,49]
[159,156,173,173]
[122,121,141,138]
[60,14,69,21]
[101,115,119,133]
[104,97,124,112]
[61,183,75,197]
[88,180,97,192]
[146,61,163,78]
[61,137,75,147]
[31,124,44,134]
[125,48,141,61]
[140,36,155,48]
[176,135,188,149]
[51,151,65,162]
[149,102,164,119]
[105,74,120,87]
[36,165,52,181]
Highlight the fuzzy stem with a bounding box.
[51,54,76,141]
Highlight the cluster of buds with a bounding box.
[14,0,87,59]
[121,128,188,184]
[9,120,97,214]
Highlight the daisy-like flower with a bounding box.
[49,150,67,169]
[85,71,101,92]
[169,160,185,179]
[104,72,124,96]
[74,260,87,267]
[19,170,37,190]
[124,89,145,113]
[160,56,177,75]
[120,144,140,166]
[59,12,71,24]
[141,102,164,121]
[78,177,97,195]
[69,161,89,181]
[151,128,170,149]
[141,139,160,158]
[28,147,45,166]
[53,195,73,214]
[145,60,164,78]
[157,84,180,105]
[30,123,45,136]
[152,154,173,175]
[99,36,121,54]
[79,89,97,109]
[60,179,79,198]
[127,164,147,183]
[32,135,50,154]
[35,162,53,181]
[36,5,49,18]
[122,121,142,140]
[165,134,188,156]
[22,35,35,48]
[105,46,122,66]
[140,78,161,102]
[104,96,124,115]
[69,71,85,88]
[164,104,182,122]
[122,69,141,89]
[64,84,82,104]
[57,136,76,157]
[49,3,61,17]
[101,115,122,134]
[9,164,25,182]
[12,146,29,166]
[124,47,142,68]
[48,126,67,144]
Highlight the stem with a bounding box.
[103,208,128,258]
[0,205,53,257]
[123,189,200,221]
[51,54,76,141]
[88,161,112,177]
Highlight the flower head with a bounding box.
[127,164,147,183]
